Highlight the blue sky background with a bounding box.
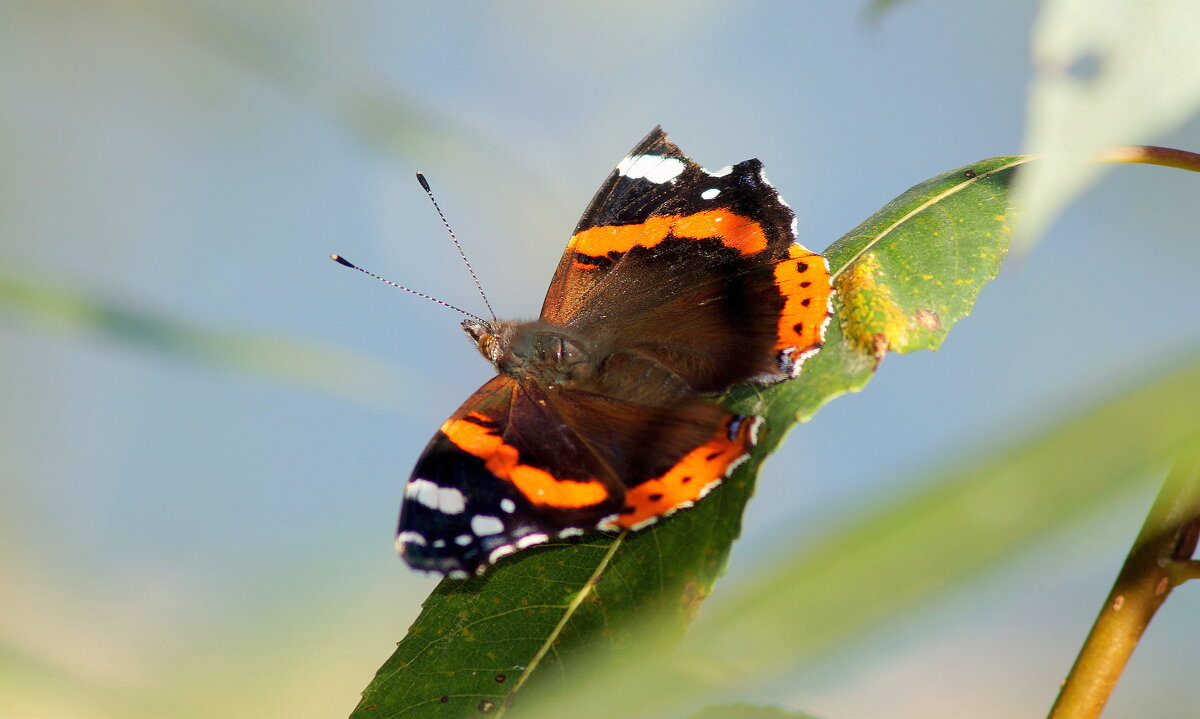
[3,2,1199,718]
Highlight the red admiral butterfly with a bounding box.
[387,128,832,577]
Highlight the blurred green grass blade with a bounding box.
[689,705,817,719]
[1014,0,1200,244]
[517,354,1200,719]
[355,156,1021,717]
[0,269,404,403]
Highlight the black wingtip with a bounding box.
[330,254,355,268]
[415,172,431,192]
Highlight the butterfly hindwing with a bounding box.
[398,375,623,576]
[398,355,758,576]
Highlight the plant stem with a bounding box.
[1098,145,1200,172]
[1047,456,1200,719]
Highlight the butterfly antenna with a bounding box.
[416,172,498,323]
[329,254,488,324]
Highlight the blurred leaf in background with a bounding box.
[0,267,407,404]
[1014,0,1200,243]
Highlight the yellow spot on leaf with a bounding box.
[836,251,912,357]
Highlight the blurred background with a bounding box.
[2,2,1199,718]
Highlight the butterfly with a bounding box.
[395,127,832,577]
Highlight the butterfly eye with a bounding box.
[478,334,497,361]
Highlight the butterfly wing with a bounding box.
[398,355,759,576]
[398,375,621,576]
[547,349,760,531]
[540,127,833,391]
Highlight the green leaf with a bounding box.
[352,157,1022,718]
[828,157,1021,351]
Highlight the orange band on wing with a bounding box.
[568,210,768,260]
[614,416,756,530]
[772,245,833,353]
[441,414,610,509]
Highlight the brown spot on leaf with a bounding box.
[872,334,889,364]
[914,309,941,331]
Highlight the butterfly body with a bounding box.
[397,128,834,578]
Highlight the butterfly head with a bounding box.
[462,318,515,366]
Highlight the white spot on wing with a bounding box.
[558,527,585,538]
[471,514,505,536]
[405,479,466,514]
[727,453,751,475]
[437,487,466,514]
[700,188,720,200]
[488,545,516,564]
[748,416,763,445]
[397,530,427,547]
[448,569,469,580]
[706,165,734,177]
[455,534,473,546]
[596,514,621,531]
[617,154,686,184]
[516,533,549,549]
[500,498,516,514]
[406,478,435,500]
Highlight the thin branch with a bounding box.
[1047,455,1200,719]
[1169,559,1200,584]
[1097,145,1200,172]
